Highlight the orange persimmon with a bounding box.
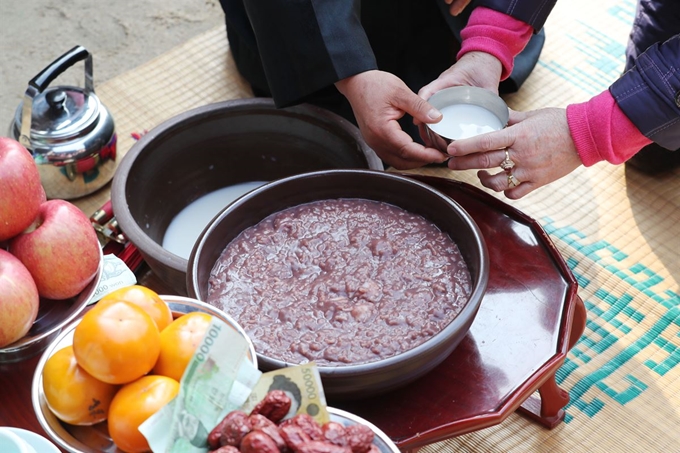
[72,300,161,384]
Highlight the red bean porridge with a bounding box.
[207,198,472,365]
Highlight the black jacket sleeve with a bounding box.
[239,0,377,107]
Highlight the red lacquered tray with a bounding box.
[0,176,585,453]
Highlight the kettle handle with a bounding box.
[29,45,94,93]
[19,46,94,148]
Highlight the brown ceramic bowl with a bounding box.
[187,169,489,400]
[111,98,382,295]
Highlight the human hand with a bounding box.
[445,108,583,199]
[335,70,448,169]
[418,52,503,101]
[444,0,474,16]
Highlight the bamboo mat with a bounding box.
[81,0,680,451]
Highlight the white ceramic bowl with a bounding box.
[0,247,103,364]
[0,428,35,453]
[0,427,60,453]
[31,295,257,453]
[425,86,509,153]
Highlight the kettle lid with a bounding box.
[12,86,101,142]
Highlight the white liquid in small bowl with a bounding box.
[429,103,503,140]
[162,181,267,260]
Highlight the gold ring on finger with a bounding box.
[500,149,515,173]
[507,173,520,188]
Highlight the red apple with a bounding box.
[0,137,44,241]
[0,249,40,348]
[9,200,101,300]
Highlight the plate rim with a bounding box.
[0,246,104,362]
[4,426,61,453]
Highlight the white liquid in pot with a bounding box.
[429,103,504,140]
[162,181,267,260]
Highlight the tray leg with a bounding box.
[517,373,569,428]
[517,296,587,428]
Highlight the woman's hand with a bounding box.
[418,52,503,101]
[445,108,583,199]
[336,70,447,169]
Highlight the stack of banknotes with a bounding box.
[140,316,329,453]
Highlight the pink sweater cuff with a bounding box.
[566,91,652,166]
[457,7,533,80]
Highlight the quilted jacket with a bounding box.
[610,0,680,150]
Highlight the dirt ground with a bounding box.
[0,0,224,134]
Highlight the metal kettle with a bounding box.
[9,46,117,200]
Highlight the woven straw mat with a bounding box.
[78,0,680,451]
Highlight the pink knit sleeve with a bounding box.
[457,7,533,81]
[566,91,652,166]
